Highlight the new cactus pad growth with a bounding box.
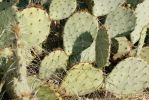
[0,0,149,99]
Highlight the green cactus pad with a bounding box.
[106,57,149,96]
[105,6,136,38]
[27,76,58,100]
[92,0,125,16]
[80,41,95,63]
[49,0,77,20]
[39,50,68,79]
[130,0,149,44]
[112,37,132,60]
[0,8,17,49]
[17,7,51,48]
[60,63,103,96]
[96,27,111,68]
[0,0,18,11]
[64,12,98,55]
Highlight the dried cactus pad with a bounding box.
[130,0,149,44]
[105,6,136,38]
[106,57,149,96]
[17,7,51,47]
[39,50,68,79]
[92,0,125,16]
[49,0,77,20]
[64,12,98,55]
[60,63,103,96]
[96,27,110,68]
[0,8,17,49]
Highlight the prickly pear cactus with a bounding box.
[60,63,103,96]
[96,27,111,68]
[0,8,17,49]
[80,41,95,63]
[27,75,59,100]
[91,0,125,16]
[1,0,149,99]
[49,0,77,20]
[130,0,149,44]
[39,50,68,79]
[106,57,149,97]
[16,7,51,48]
[137,46,149,63]
[0,0,18,11]
[111,36,132,60]
[63,11,98,55]
[105,6,136,38]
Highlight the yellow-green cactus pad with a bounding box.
[130,46,149,64]
[39,50,68,79]
[64,12,98,55]
[106,57,149,96]
[17,7,51,47]
[60,63,103,96]
[49,0,77,20]
[139,46,149,63]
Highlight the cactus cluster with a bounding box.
[0,0,149,100]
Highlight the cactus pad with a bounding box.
[130,0,149,44]
[27,76,58,100]
[0,0,18,11]
[39,50,68,79]
[105,6,136,38]
[106,57,149,96]
[80,41,95,63]
[17,7,51,47]
[112,37,132,60]
[64,12,98,55]
[0,8,17,49]
[139,46,149,63]
[49,0,77,20]
[96,27,111,68]
[92,0,125,16]
[60,63,103,96]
